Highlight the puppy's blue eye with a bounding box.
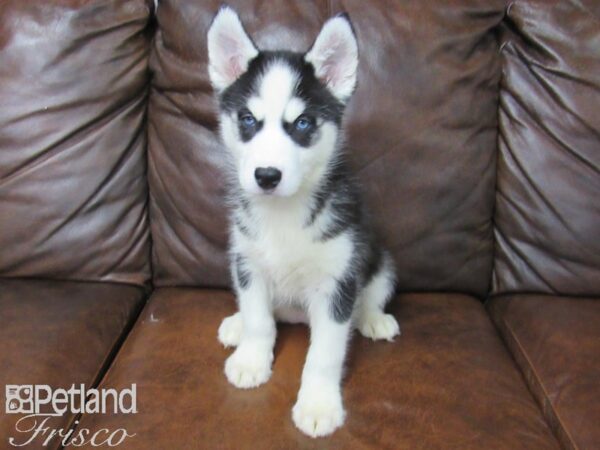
[295,117,312,131]
[240,114,256,127]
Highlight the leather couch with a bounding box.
[0,1,598,449]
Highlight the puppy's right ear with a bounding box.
[207,6,258,92]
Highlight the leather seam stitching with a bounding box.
[501,313,577,449]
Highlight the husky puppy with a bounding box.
[207,7,400,438]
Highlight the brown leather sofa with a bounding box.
[1,1,598,449]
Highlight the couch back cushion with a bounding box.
[148,0,505,296]
[0,0,152,286]
[492,0,600,296]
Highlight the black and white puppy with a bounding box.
[207,7,400,438]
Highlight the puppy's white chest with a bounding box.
[246,222,352,300]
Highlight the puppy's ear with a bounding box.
[207,6,258,92]
[305,14,358,102]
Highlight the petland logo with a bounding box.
[5,384,137,447]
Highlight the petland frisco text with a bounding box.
[5,384,137,447]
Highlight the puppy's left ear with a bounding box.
[207,6,258,92]
[305,14,358,102]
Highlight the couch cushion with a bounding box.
[0,0,153,286]
[148,0,504,297]
[488,295,600,450]
[75,289,558,449]
[492,0,600,295]
[0,279,146,450]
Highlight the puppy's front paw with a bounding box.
[292,386,345,438]
[358,312,400,341]
[224,345,272,389]
[218,312,243,348]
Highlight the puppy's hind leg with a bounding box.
[355,252,400,341]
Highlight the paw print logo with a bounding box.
[5,385,34,414]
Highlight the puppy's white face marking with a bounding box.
[220,61,338,198]
[246,97,266,122]
[258,63,299,122]
[283,97,306,123]
[240,63,301,196]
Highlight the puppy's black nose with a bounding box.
[254,167,282,190]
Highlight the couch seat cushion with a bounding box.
[0,279,146,450]
[76,288,558,449]
[488,295,600,450]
